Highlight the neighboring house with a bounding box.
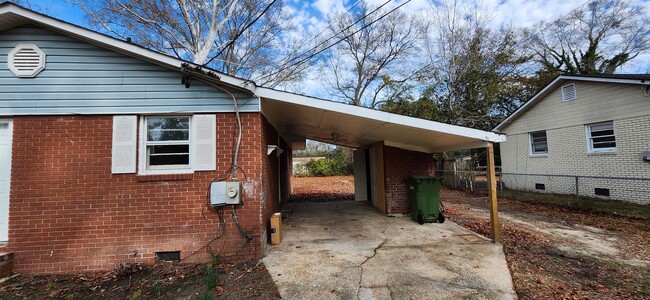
[494,74,650,204]
[0,3,504,274]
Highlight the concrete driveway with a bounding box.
[263,201,516,300]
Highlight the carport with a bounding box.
[256,87,506,242]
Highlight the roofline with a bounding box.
[493,74,650,132]
[0,2,256,93]
[256,87,506,143]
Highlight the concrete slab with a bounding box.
[263,201,517,300]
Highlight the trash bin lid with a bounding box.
[407,175,443,182]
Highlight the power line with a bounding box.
[203,0,278,67]
[258,0,412,83]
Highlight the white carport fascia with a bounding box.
[256,87,505,152]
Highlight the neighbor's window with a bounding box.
[529,131,548,155]
[144,116,191,170]
[586,121,616,152]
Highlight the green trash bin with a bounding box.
[407,176,445,224]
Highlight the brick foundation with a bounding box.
[384,146,434,215]
[4,113,276,274]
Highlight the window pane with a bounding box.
[147,117,189,130]
[530,131,548,154]
[590,129,614,137]
[147,129,189,141]
[148,145,189,166]
[592,141,616,149]
[147,117,190,141]
[589,123,612,133]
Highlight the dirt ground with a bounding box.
[292,176,650,299]
[290,175,354,202]
[0,260,280,300]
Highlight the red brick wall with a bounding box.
[260,115,285,247]
[384,146,434,215]
[2,113,268,274]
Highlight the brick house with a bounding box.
[495,74,650,204]
[0,3,505,274]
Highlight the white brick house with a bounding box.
[494,74,650,204]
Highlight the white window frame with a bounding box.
[585,121,617,153]
[529,131,548,156]
[561,83,577,102]
[138,115,194,175]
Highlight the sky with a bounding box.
[13,0,650,79]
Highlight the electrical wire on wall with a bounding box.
[179,64,253,258]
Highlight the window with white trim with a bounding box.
[586,121,616,152]
[112,114,216,175]
[529,131,548,155]
[143,116,191,171]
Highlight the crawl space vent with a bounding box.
[8,44,46,78]
[561,84,576,102]
[594,188,610,197]
[155,251,180,262]
[535,183,546,190]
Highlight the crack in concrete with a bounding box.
[356,217,391,299]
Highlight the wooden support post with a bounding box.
[486,143,500,243]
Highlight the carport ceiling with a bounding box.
[257,88,505,153]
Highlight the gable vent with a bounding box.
[8,44,46,78]
[561,84,576,102]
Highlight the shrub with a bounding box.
[302,147,353,177]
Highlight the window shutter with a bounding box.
[112,115,137,174]
[192,114,217,171]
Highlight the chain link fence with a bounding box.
[435,169,650,219]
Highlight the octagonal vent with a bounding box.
[8,44,46,78]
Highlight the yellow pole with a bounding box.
[486,143,500,243]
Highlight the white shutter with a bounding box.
[111,115,137,174]
[192,114,217,171]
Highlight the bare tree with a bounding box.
[68,0,310,86]
[322,1,426,107]
[417,0,531,130]
[526,0,649,74]
[70,0,242,64]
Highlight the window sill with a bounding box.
[529,154,548,158]
[136,173,194,182]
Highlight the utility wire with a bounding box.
[257,0,411,83]
[255,0,394,83]
[203,0,279,67]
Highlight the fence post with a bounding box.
[575,176,579,206]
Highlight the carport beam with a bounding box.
[486,143,500,243]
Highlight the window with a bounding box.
[113,114,215,175]
[586,121,616,152]
[144,116,191,171]
[529,131,548,155]
[561,84,576,102]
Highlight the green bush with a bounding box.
[302,147,353,177]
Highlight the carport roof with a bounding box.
[257,88,505,153]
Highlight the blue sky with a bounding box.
[13,0,650,74]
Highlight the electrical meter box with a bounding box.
[210,181,242,206]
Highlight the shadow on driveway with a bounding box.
[263,201,516,300]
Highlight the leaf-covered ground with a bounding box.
[290,175,354,202]
[442,188,649,300]
[0,260,280,300]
